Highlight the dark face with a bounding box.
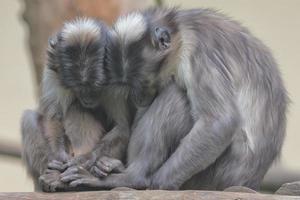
[113,24,172,107]
[52,22,111,108]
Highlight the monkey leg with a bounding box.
[181,130,273,191]
[21,110,68,192]
[61,83,193,189]
[212,131,278,190]
[21,110,50,191]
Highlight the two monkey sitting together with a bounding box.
[21,7,288,192]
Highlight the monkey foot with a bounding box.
[39,170,66,192]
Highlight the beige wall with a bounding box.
[0,0,299,192]
[0,0,35,192]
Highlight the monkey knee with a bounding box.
[21,109,45,151]
[21,109,42,136]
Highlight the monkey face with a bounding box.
[114,27,171,106]
[58,36,108,108]
[49,18,111,108]
[73,87,103,108]
[111,13,174,106]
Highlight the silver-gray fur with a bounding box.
[61,7,288,191]
[21,18,132,192]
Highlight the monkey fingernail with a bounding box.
[61,176,75,182]
[93,167,107,177]
[52,160,63,165]
[60,168,76,177]
[70,181,79,187]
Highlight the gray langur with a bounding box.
[60,8,288,191]
[21,18,132,192]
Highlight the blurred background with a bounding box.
[0,0,299,192]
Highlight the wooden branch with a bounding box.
[0,190,299,200]
[0,142,21,158]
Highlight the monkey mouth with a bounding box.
[80,100,99,108]
[82,103,98,108]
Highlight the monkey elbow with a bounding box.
[212,108,241,140]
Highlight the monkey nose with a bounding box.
[81,99,96,108]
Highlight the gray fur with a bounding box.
[21,110,49,191]
[62,8,288,191]
[21,18,132,192]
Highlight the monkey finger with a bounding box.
[48,161,65,171]
[96,160,111,173]
[61,174,82,183]
[96,157,125,173]
[51,160,64,166]
[38,175,46,183]
[69,177,100,188]
[45,169,59,174]
[60,166,79,177]
[90,166,108,178]
[49,181,61,192]
[64,159,77,168]
[39,176,54,192]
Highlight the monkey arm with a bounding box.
[90,94,132,170]
[151,63,241,189]
[65,110,130,175]
[64,91,131,174]
[87,124,129,175]
[94,125,130,160]
[151,111,240,189]
[43,117,70,162]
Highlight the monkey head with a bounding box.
[48,18,112,108]
[112,10,178,106]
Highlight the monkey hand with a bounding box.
[65,152,97,170]
[60,164,117,189]
[39,169,68,192]
[60,165,100,187]
[47,151,72,172]
[90,156,125,178]
[47,160,68,172]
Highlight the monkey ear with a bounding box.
[48,33,59,49]
[47,33,60,72]
[154,27,171,50]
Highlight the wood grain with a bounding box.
[0,190,299,200]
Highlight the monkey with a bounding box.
[21,18,133,192]
[60,8,288,191]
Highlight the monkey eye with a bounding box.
[93,81,104,88]
[154,27,171,50]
